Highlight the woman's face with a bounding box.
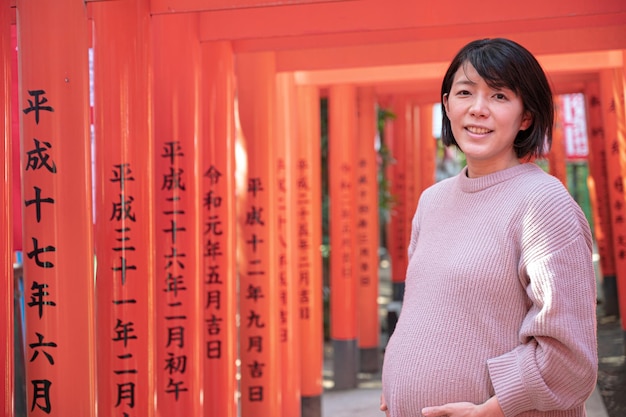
[443,62,532,177]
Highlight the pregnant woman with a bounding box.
[380,38,598,417]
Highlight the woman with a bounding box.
[380,38,598,417]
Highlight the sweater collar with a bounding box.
[457,163,539,193]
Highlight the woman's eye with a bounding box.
[494,93,507,100]
[456,90,471,96]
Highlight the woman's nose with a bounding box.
[469,96,489,117]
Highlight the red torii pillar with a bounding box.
[409,102,434,215]
[0,2,13,415]
[236,51,281,416]
[386,97,412,303]
[600,68,626,342]
[585,80,618,317]
[296,84,324,417]
[17,0,97,415]
[404,100,417,250]
[548,95,568,187]
[152,13,203,416]
[91,1,156,416]
[417,104,436,195]
[275,72,301,417]
[328,84,359,389]
[200,41,238,417]
[410,103,423,202]
[356,86,380,373]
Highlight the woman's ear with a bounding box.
[442,93,449,113]
[520,110,533,131]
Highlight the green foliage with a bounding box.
[320,98,329,247]
[567,161,594,233]
[377,108,397,225]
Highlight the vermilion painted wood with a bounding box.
[276,72,302,417]
[91,1,156,416]
[236,51,281,416]
[404,101,417,231]
[9,26,19,254]
[409,104,421,215]
[155,0,626,51]
[290,51,623,97]
[152,13,203,417]
[16,0,96,415]
[548,95,568,187]
[584,80,617,279]
[418,104,436,195]
[386,97,411,285]
[0,1,13,415]
[600,68,626,327]
[613,64,626,326]
[295,84,324,399]
[200,41,238,417]
[272,26,626,71]
[148,0,340,11]
[402,99,416,276]
[328,84,358,340]
[356,86,380,352]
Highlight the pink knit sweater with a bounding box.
[382,163,598,417]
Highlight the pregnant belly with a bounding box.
[381,329,494,417]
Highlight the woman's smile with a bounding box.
[465,125,493,135]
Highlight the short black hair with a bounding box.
[440,38,553,160]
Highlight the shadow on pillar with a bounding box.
[602,275,619,318]
[14,265,26,417]
[301,395,321,417]
[359,347,380,373]
[332,339,359,390]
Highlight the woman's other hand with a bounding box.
[380,392,390,416]
[422,396,504,417]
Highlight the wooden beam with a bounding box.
[181,0,625,54]
[151,0,348,12]
[292,50,623,87]
[275,25,626,71]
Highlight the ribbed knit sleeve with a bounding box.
[407,195,422,260]
[487,179,598,416]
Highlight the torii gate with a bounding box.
[1,1,626,417]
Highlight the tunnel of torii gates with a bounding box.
[0,0,625,416]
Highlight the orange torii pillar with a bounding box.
[328,84,359,389]
[386,97,412,303]
[91,1,156,416]
[410,103,423,201]
[275,72,301,417]
[200,41,238,417]
[152,13,203,416]
[1,1,13,415]
[403,100,417,251]
[10,22,21,258]
[405,101,437,224]
[585,80,618,316]
[236,51,281,416]
[295,84,324,417]
[356,87,380,373]
[548,96,568,187]
[16,0,96,415]
[417,104,436,196]
[600,68,626,341]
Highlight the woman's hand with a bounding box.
[380,392,390,416]
[421,396,504,417]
